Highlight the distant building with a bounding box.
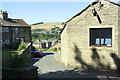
[33,39,41,48]
[40,40,58,49]
[33,40,59,49]
[0,10,31,48]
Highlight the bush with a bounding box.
[17,42,27,51]
[54,48,57,51]
[49,48,57,52]
[9,53,27,68]
[58,47,61,51]
[41,49,48,51]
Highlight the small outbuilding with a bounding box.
[60,0,120,70]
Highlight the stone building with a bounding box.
[33,39,59,49]
[60,0,120,70]
[33,39,41,48]
[0,10,31,48]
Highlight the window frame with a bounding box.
[20,37,26,42]
[15,28,19,34]
[89,28,112,47]
[2,27,9,32]
[4,39,10,45]
[16,37,20,44]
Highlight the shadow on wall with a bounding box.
[74,44,120,71]
[110,53,120,71]
[74,45,93,69]
[91,48,111,70]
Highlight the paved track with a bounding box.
[33,52,120,79]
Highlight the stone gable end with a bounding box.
[60,0,120,70]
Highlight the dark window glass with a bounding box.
[90,28,112,47]
[15,28,19,34]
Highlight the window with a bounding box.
[0,40,2,45]
[15,28,19,34]
[4,39,10,44]
[2,39,10,45]
[16,37,20,44]
[2,27,9,32]
[90,28,112,47]
[20,37,26,42]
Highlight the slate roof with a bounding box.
[0,18,30,27]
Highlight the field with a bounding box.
[31,22,64,30]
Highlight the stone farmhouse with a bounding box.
[60,0,120,70]
[0,10,31,48]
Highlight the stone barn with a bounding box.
[60,0,120,70]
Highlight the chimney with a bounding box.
[0,10,8,20]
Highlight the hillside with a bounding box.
[31,22,64,30]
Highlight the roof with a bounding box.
[33,39,41,44]
[41,40,58,43]
[0,18,30,27]
[60,0,120,34]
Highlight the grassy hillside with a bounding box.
[31,22,64,30]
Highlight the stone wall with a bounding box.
[2,26,31,48]
[2,66,38,79]
[12,27,31,48]
[60,1,120,70]
[2,26,12,48]
[118,6,120,57]
[2,43,38,79]
[19,43,32,66]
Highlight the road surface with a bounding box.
[33,52,120,79]
[33,52,74,77]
